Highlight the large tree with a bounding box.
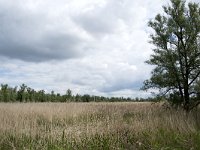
[143,0,200,111]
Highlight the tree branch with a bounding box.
[189,70,200,86]
[189,101,200,111]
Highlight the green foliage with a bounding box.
[143,0,200,111]
[0,83,143,102]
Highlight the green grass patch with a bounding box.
[0,129,200,150]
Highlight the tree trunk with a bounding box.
[184,87,190,112]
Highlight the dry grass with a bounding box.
[0,102,200,149]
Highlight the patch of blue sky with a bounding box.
[0,68,11,76]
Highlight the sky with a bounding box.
[0,0,198,98]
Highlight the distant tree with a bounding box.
[38,90,45,102]
[135,97,139,102]
[9,86,17,102]
[0,83,140,103]
[27,87,34,102]
[50,91,56,102]
[75,94,81,102]
[1,84,9,102]
[143,0,200,111]
[17,84,27,102]
[82,94,90,102]
[66,89,72,101]
[55,93,61,102]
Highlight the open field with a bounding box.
[0,102,200,150]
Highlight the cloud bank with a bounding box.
[0,0,171,97]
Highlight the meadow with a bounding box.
[0,102,200,150]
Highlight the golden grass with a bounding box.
[0,102,199,149]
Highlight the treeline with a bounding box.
[0,84,148,103]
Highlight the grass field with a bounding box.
[0,102,200,150]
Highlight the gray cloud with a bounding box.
[0,1,85,62]
[0,0,171,97]
[72,7,116,35]
[72,0,162,37]
[72,0,137,36]
[0,33,82,62]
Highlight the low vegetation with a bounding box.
[0,84,147,103]
[0,102,199,149]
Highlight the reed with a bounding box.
[0,102,199,149]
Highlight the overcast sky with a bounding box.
[0,0,198,97]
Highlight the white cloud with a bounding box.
[0,0,173,97]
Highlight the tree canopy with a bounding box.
[0,83,144,103]
[143,0,200,111]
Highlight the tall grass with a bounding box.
[0,102,199,149]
